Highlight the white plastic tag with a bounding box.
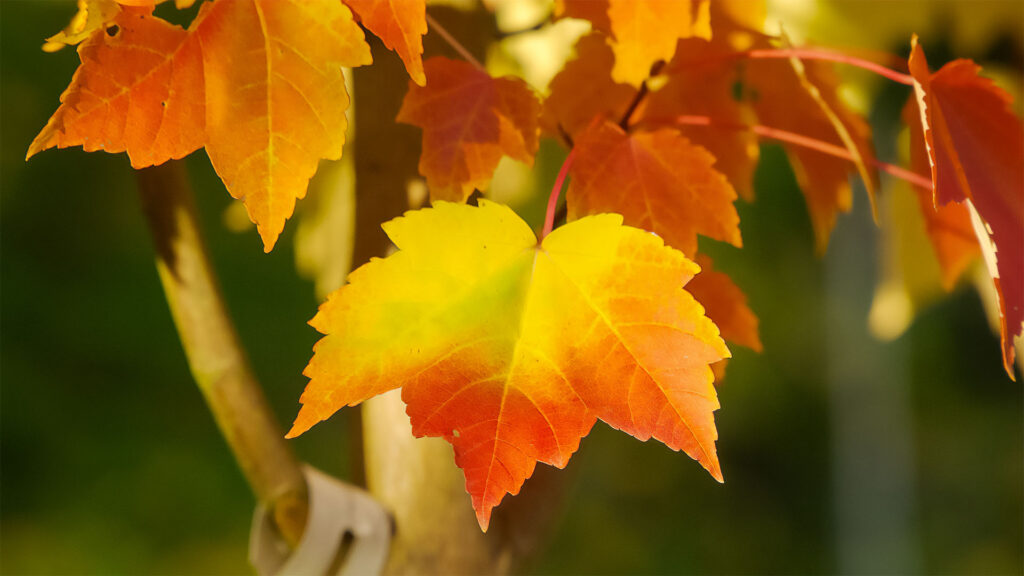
[250,466,391,576]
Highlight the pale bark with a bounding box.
[137,162,308,548]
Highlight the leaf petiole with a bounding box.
[541,147,577,240]
[425,13,485,72]
[737,47,915,86]
[652,114,932,189]
[619,61,665,130]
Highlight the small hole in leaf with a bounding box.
[106,25,120,37]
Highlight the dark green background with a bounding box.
[2,2,1021,574]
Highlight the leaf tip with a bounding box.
[1003,336,1018,382]
[26,130,53,162]
[258,225,281,253]
[283,425,302,440]
[731,230,744,249]
[709,461,724,484]
[750,338,765,355]
[475,507,492,532]
[701,445,724,483]
[285,406,320,439]
[284,421,308,440]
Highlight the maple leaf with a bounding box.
[745,47,878,252]
[287,200,729,530]
[42,0,121,53]
[345,0,427,85]
[605,0,711,86]
[541,33,636,140]
[577,0,874,248]
[28,0,372,251]
[908,37,1024,377]
[28,7,206,167]
[196,0,371,250]
[556,0,711,87]
[544,33,758,201]
[686,254,761,383]
[640,38,760,200]
[687,255,762,353]
[903,98,979,291]
[567,120,741,257]
[397,57,541,202]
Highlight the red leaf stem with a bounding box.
[542,147,577,240]
[738,47,915,86]
[657,115,932,190]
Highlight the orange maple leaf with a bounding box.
[908,37,1023,377]
[605,0,710,86]
[196,0,371,250]
[542,32,759,205]
[640,38,760,201]
[541,33,636,140]
[287,201,729,530]
[687,255,761,383]
[28,1,372,251]
[550,1,874,249]
[669,3,877,250]
[745,49,877,252]
[687,254,762,353]
[567,120,741,257]
[903,98,979,291]
[29,7,206,167]
[556,0,711,87]
[345,0,427,85]
[397,57,541,202]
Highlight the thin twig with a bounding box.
[619,61,665,131]
[426,13,485,72]
[619,84,650,131]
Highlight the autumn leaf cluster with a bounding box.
[30,0,1023,530]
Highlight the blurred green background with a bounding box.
[2,1,1022,574]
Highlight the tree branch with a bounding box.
[136,161,308,549]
